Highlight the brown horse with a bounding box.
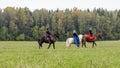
[81,33,102,48]
[38,32,59,49]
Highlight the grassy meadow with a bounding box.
[0,41,120,68]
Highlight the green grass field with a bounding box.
[0,41,120,68]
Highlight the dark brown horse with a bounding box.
[38,32,59,49]
[81,33,102,48]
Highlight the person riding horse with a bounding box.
[38,30,59,49]
[46,27,51,42]
[88,26,93,36]
[73,30,80,47]
[87,26,95,41]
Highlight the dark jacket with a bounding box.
[46,30,51,37]
[73,33,78,37]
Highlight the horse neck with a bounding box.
[53,34,58,39]
[53,35,57,39]
[52,35,57,41]
[94,33,101,39]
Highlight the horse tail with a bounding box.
[38,38,40,41]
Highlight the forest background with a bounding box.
[0,7,120,41]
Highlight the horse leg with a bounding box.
[39,45,40,49]
[39,44,41,49]
[82,41,86,48]
[82,42,86,48]
[53,42,55,49]
[38,43,42,49]
[81,40,84,47]
[82,42,84,47]
[48,43,52,49]
[92,41,97,48]
[84,42,87,48]
[70,44,72,47]
[92,42,94,48]
[94,41,97,46]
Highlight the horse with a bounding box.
[66,34,83,47]
[38,32,59,49]
[81,33,102,48]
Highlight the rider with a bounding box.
[88,26,93,36]
[73,30,80,47]
[73,30,78,37]
[46,27,51,42]
[88,26,94,41]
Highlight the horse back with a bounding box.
[83,34,95,42]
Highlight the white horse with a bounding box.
[66,34,83,47]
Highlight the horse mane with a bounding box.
[94,33,102,39]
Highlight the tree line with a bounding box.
[0,7,120,41]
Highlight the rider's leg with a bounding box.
[74,36,79,47]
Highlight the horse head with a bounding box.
[53,31,60,39]
[94,33,102,39]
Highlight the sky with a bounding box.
[0,0,120,11]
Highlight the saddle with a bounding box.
[46,35,53,41]
[86,34,95,41]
